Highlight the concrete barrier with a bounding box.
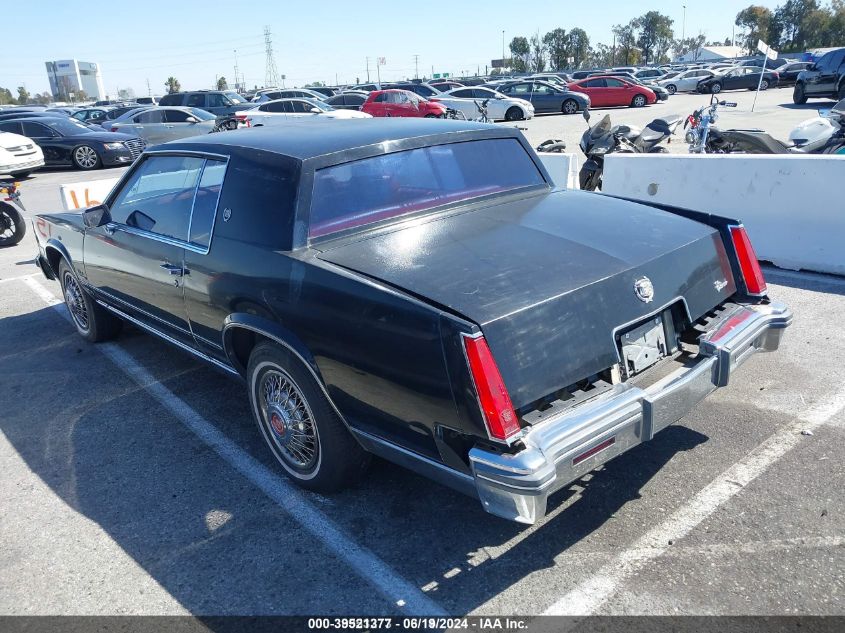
[60,177,120,211]
[602,153,845,275]
[537,153,580,190]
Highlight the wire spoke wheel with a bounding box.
[62,271,90,332]
[259,368,319,471]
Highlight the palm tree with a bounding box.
[165,77,181,94]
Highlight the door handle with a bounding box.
[103,223,118,236]
[165,125,175,128]
[160,262,187,276]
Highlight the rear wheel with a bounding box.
[666,84,677,95]
[793,83,807,104]
[58,259,122,342]
[631,94,647,108]
[505,106,523,121]
[760,79,770,90]
[561,99,579,115]
[0,202,25,247]
[710,83,722,94]
[247,342,370,492]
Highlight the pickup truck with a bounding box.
[33,119,792,524]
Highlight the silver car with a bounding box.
[108,107,216,144]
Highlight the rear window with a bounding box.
[309,138,545,239]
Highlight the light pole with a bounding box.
[682,5,687,43]
[502,30,505,62]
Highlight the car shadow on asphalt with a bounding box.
[765,268,845,297]
[1,305,710,615]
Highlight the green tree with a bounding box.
[673,34,707,60]
[587,43,615,69]
[16,86,30,104]
[543,28,569,70]
[612,23,640,65]
[164,77,181,94]
[633,11,675,64]
[509,36,530,72]
[0,87,15,105]
[735,5,775,53]
[775,0,820,50]
[568,28,591,69]
[529,33,547,72]
[217,76,228,90]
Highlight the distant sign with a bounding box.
[378,57,386,66]
[757,40,778,61]
[491,58,510,69]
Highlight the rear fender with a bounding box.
[221,313,319,378]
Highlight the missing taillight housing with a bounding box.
[463,334,521,442]
[730,225,767,296]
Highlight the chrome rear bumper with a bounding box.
[469,301,792,524]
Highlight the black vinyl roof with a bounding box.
[165,118,512,161]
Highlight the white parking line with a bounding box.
[543,385,845,616]
[23,277,445,616]
[0,273,39,284]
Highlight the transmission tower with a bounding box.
[264,26,281,88]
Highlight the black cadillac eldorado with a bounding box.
[33,119,792,524]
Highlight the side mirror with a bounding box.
[819,108,832,117]
[583,108,591,123]
[186,116,199,123]
[82,204,111,229]
[310,107,321,114]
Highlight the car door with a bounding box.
[21,121,63,164]
[578,78,608,107]
[258,100,289,124]
[133,109,168,144]
[603,78,631,105]
[817,50,845,94]
[287,99,313,119]
[531,83,560,112]
[163,108,201,140]
[84,154,205,341]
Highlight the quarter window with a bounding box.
[109,155,205,242]
[189,160,226,249]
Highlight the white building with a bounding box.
[45,60,106,101]
[675,46,744,63]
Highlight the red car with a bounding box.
[568,76,657,108]
[362,89,448,118]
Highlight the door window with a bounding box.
[452,89,474,98]
[581,79,607,88]
[164,109,193,123]
[0,122,22,134]
[189,160,227,249]
[373,93,388,103]
[605,79,627,88]
[509,83,532,94]
[264,101,287,113]
[186,93,205,107]
[289,100,311,113]
[831,50,845,69]
[136,110,165,123]
[109,155,205,242]
[22,122,55,137]
[206,93,227,108]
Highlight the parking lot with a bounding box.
[1,86,844,618]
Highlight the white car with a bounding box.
[0,131,45,177]
[657,69,715,94]
[430,87,535,121]
[236,98,372,127]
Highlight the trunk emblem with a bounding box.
[634,277,655,303]
[714,279,729,292]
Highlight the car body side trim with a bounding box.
[96,300,239,376]
[93,287,194,338]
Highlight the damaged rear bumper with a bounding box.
[469,301,793,524]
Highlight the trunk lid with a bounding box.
[316,190,735,409]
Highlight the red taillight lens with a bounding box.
[730,225,767,295]
[463,335,520,442]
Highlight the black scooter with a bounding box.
[0,180,26,247]
[577,108,683,191]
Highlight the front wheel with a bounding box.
[666,84,677,95]
[248,342,370,492]
[710,83,722,94]
[561,99,579,115]
[72,145,101,170]
[631,94,647,108]
[793,83,808,104]
[579,160,602,191]
[58,259,122,342]
[0,202,26,247]
[505,106,523,121]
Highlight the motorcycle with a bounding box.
[686,95,845,154]
[0,180,26,247]
[576,108,683,191]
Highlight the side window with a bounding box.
[816,52,833,71]
[606,79,626,88]
[189,160,227,249]
[452,89,473,98]
[582,79,606,88]
[206,93,227,108]
[186,93,205,107]
[0,122,22,134]
[159,94,180,106]
[136,110,165,124]
[510,84,532,94]
[265,101,286,113]
[290,100,310,113]
[109,155,205,242]
[164,109,191,123]
[832,50,845,69]
[373,93,387,103]
[72,111,86,121]
[22,122,54,137]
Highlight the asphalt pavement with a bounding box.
[0,87,843,616]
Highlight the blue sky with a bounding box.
[2,0,780,96]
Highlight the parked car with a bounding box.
[108,107,217,144]
[568,76,656,108]
[697,67,779,94]
[255,88,328,103]
[136,96,161,105]
[657,69,715,94]
[0,130,45,177]
[634,68,667,80]
[72,107,114,126]
[324,92,369,111]
[384,83,442,99]
[159,91,254,117]
[96,105,152,129]
[32,119,791,524]
[0,117,144,170]
[432,87,534,121]
[794,48,845,103]
[430,81,464,91]
[739,57,789,70]
[776,62,813,87]
[361,90,447,117]
[236,99,372,127]
[496,81,590,115]
[306,87,338,98]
